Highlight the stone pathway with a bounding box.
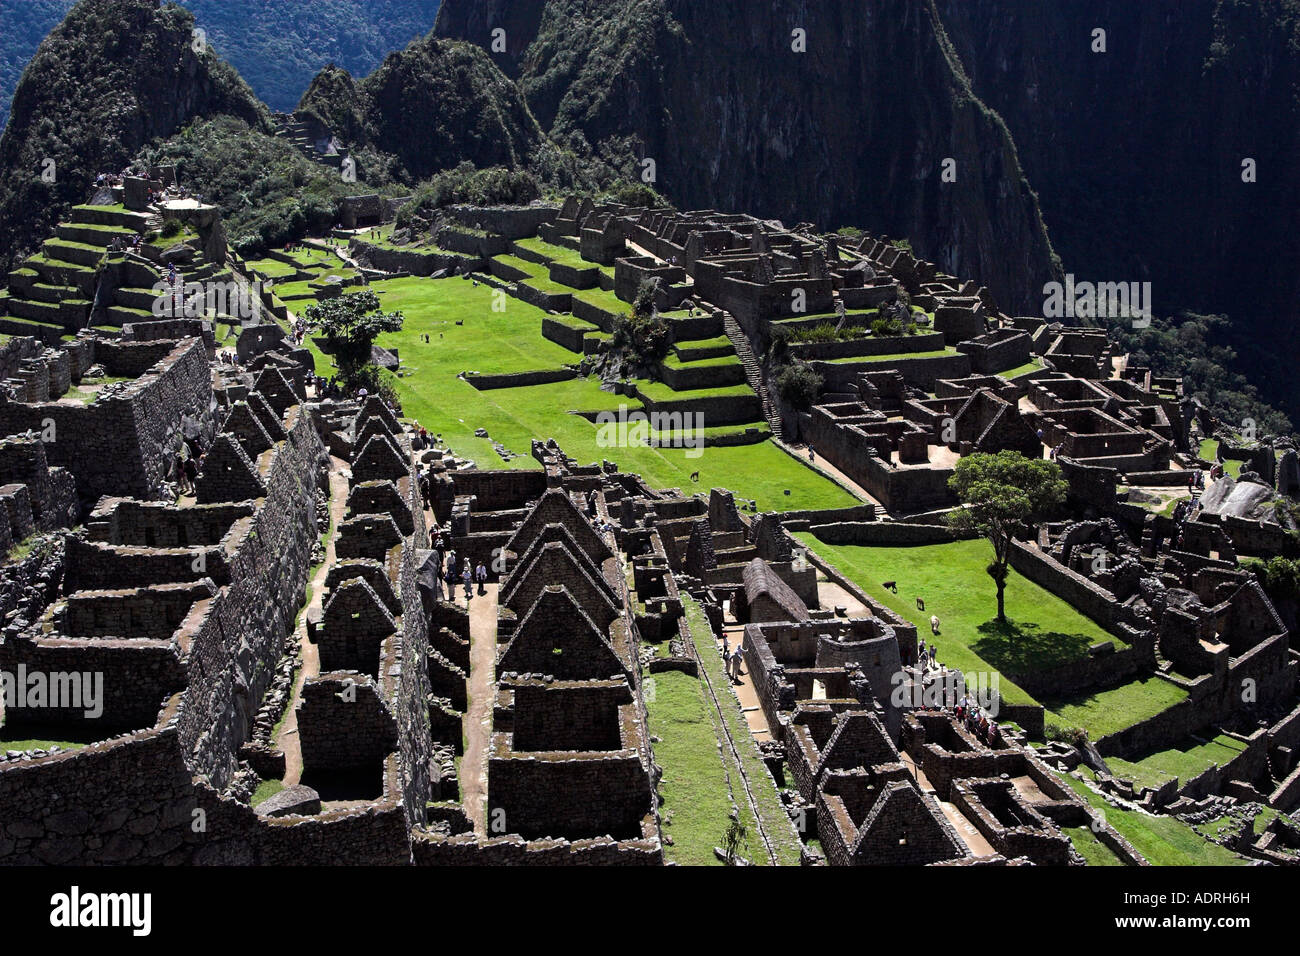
[719,623,772,741]
[276,456,349,786]
[462,583,499,835]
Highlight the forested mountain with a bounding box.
[0,0,442,132]
[0,0,264,270]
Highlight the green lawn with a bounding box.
[997,358,1045,378]
[1063,825,1125,865]
[1043,676,1188,741]
[514,236,614,276]
[1060,772,1250,865]
[1103,733,1248,791]
[645,597,801,866]
[792,536,1122,708]
[301,276,858,511]
[571,285,631,315]
[1198,438,1244,477]
[647,669,760,865]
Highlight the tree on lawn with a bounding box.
[303,289,403,391]
[947,451,1067,622]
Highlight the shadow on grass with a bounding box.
[970,618,1102,676]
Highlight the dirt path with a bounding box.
[462,583,499,835]
[277,456,350,786]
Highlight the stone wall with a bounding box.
[178,405,323,787]
[0,338,213,507]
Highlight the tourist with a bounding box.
[475,562,487,594]
[730,646,744,682]
[174,452,189,494]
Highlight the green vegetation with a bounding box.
[394,163,541,230]
[252,778,286,806]
[1062,825,1124,866]
[1109,311,1292,436]
[948,451,1067,622]
[826,348,956,363]
[645,595,801,866]
[646,668,753,865]
[139,115,398,256]
[299,34,542,184]
[296,276,857,511]
[1059,771,1249,866]
[303,288,404,396]
[0,0,263,272]
[792,536,1119,709]
[1103,733,1248,791]
[1042,677,1188,740]
[996,357,1045,378]
[1243,555,1300,606]
[681,594,802,866]
[775,362,822,409]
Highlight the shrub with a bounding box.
[612,311,670,365]
[632,277,659,319]
[776,363,822,409]
[394,162,540,230]
[871,316,904,337]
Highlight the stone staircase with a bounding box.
[272,112,348,171]
[723,311,783,440]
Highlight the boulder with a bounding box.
[254,784,321,818]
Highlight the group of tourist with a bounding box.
[719,634,746,683]
[431,538,488,603]
[307,375,349,400]
[918,637,941,672]
[171,433,208,497]
[106,233,144,254]
[954,695,999,745]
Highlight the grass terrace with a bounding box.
[1042,676,1188,740]
[300,276,858,510]
[1062,825,1124,866]
[1099,733,1247,791]
[825,347,960,364]
[1059,771,1249,865]
[996,357,1046,378]
[514,236,615,277]
[791,536,1129,711]
[646,594,802,866]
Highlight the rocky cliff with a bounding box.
[935,0,1300,420]
[434,0,1063,314]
